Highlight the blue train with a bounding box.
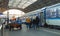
[26,3,60,29]
[43,3,60,29]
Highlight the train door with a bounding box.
[40,12,45,26]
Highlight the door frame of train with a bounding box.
[40,7,47,26]
[43,8,46,23]
[40,12,45,26]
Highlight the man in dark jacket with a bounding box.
[32,16,39,30]
[35,16,39,29]
[33,16,39,30]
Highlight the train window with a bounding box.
[51,12,56,18]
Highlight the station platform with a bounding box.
[0,24,60,36]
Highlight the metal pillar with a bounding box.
[7,11,9,24]
[1,23,4,36]
[0,8,4,36]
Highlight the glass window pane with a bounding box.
[8,0,37,9]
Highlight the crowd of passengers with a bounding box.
[26,16,40,30]
[5,16,40,30]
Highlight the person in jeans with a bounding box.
[35,16,39,30]
[26,17,31,30]
[32,16,36,30]
[32,16,39,30]
[16,17,22,30]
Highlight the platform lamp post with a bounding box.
[6,11,10,31]
[7,11,9,25]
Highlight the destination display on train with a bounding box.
[46,8,60,19]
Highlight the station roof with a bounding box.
[0,0,60,13]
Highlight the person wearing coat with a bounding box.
[26,17,31,30]
[32,16,39,30]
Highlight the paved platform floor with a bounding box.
[0,24,60,36]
